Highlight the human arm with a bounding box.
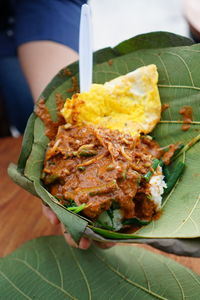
[18,41,78,101]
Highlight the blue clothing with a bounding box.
[0,57,34,133]
[0,0,87,56]
[0,0,87,133]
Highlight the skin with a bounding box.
[18,41,78,100]
[18,41,115,249]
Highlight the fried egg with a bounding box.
[61,64,161,136]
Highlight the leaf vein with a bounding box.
[170,195,200,235]
[159,120,200,125]
[0,270,32,300]
[48,244,64,289]
[151,255,190,300]
[162,262,185,300]
[156,54,171,85]
[92,251,168,300]
[32,244,40,271]
[10,258,76,299]
[69,248,92,300]
[189,216,199,234]
[138,252,151,290]
[164,51,195,87]
[158,84,200,91]
[161,178,180,209]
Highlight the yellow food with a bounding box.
[61,64,161,137]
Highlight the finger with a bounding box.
[61,224,91,249]
[79,237,92,250]
[61,223,78,248]
[93,241,116,249]
[63,232,78,248]
[42,204,60,225]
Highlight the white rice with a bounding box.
[149,165,167,210]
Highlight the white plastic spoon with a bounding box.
[79,4,93,93]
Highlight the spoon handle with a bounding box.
[79,4,93,93]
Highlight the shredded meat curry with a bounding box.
[42,123,163,221]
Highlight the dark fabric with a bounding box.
[0,57,34,133]
[0,0,87,56]
[0,95,11,137]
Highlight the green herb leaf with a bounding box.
[123,217,151,226]
[96,209,123,231]
[143,159,161,182]
[67,203,86,214]
[163,161,185,196]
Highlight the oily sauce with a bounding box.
[162,143,180,165]
[35,95,65,140]
[161,103,170,113]
[179,106,193,131]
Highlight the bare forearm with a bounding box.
[18,41,78,101]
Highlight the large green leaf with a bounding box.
[7,163,37,197]
[8,32,200,244]
[0,236,199,300]
[114,31,193,54]
[17,113,37,172]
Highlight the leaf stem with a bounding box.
[172,133,200,161]
[159,120,200,125]
[143,159,161,182]
[158,84,200,91]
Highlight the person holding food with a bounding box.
[0,0,107,249]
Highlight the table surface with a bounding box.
[0,136,200,275]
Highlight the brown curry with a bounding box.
[179,105,193,131]
[41,119,163,222]
[35,95,171,230]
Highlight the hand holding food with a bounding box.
[38,64,177,234]
[42,204,115,249]
[8,32,200,248]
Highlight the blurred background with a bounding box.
[90,0,189,50]
[0,0,197,137]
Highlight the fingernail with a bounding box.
[79,238,90,250]
[49,215,56,225]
